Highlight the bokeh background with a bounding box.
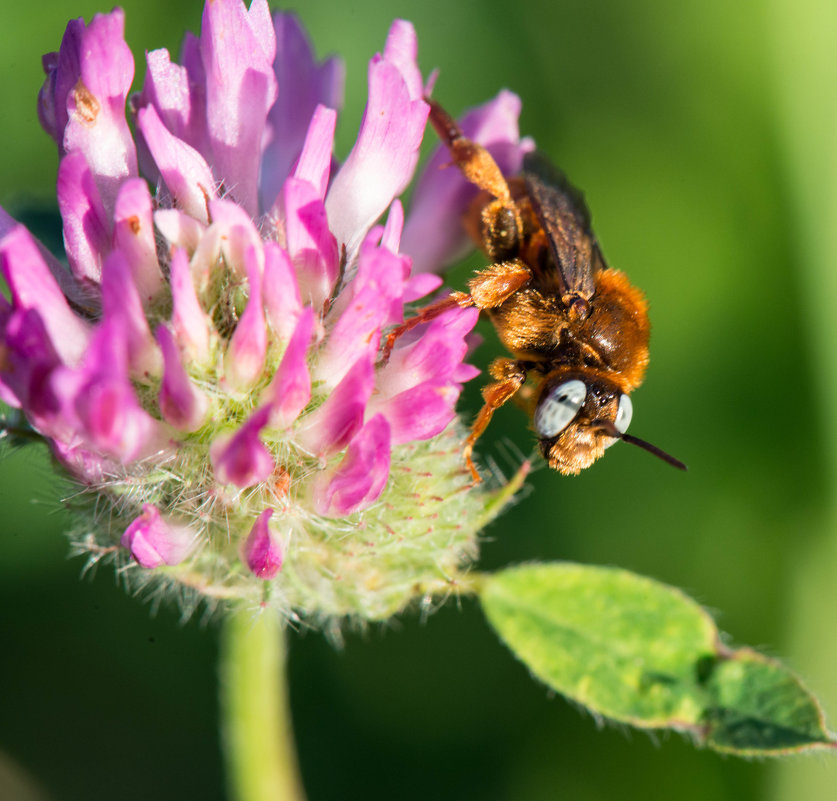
[1,0,837,799]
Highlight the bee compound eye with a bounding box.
[615,394,633,434]
[534,379,587,438]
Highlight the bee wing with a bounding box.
[523,151,603,301]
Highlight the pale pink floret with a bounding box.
[122,504,197,568]
[112,179,164,304]
[325,20,429,263]
[242,509,283,578]
[225,246,268,390]
[200,0,277,216]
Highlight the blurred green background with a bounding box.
[1,0,836,799]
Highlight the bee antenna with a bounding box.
[595,421,687,471]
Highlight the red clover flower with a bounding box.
[0,0,532,625]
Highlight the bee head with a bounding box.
[533,370,685,474]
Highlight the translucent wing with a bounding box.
[523,151,605,302]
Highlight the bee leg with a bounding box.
[381,260,531,363]
[464,358,528,483]
[426,98,511,203]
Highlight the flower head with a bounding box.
[0,1,531,625]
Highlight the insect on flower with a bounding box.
[387,98,686,481]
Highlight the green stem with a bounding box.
[220,607,307,801]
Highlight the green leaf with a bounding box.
[479,563,835,755]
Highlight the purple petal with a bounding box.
[381,20,423,99]
[241,509,283,579]
[100,250,161,378]
[137,104,217,224]
[0,309,64,427]
[325,21,429,263]
[156,325,209,432]
[260,12,344,210]
[401,90,535,274]
[225,246,267,390]
[262,241,302,342]
[314,414,391,516]
[211,406,275,488]
[265,306,314,429]
[38,20,84,147]
[296,354,374,457]
[169,247,211,363]
[201,0,277,216]
[51,437,116,485]
[60,10,138,212]
[277,177,338,308]
[122,504,197,568]
[57,150,110,284]
[113,179,164,304]
[0,225,91,365]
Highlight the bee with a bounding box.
[387,98,685,482]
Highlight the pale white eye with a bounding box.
[615,394,633,434]
[534,379,587,438]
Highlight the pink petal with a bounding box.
[316,235,407,387]
[325,21,429,263]
[73,317,165,462]
[140,47,212,159]
[241,509,283,579]
[100,250,161,378]
[401,90,535,274]
[0,206,91,311]
[291,105,337,199]
[156,325,209,432]
[211,406,275,488]
[296,354,374,457]
[113,179,164,303]
[277,177,338,308]
[265,306,314,429]
[201,0,277,216]
[225,246,267,390]
[0,225,91,365]
[260,12,344,210]
[372,379,459,445]
[376,307,478,396]
[61,9,138,212]
[208,199,264,280]
[137,104,217,224]
[154,208,205,253]
[262,241,302,342]
[169,247,211,364]
[122,504,197,568]
[314,414,391,516]
[57,150,110,285]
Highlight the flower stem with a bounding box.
[220,606,307,801]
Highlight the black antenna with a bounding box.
[595,421,687,471]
